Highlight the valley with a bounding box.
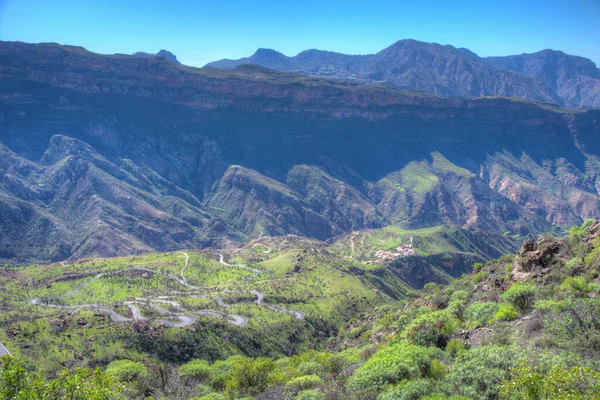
[1,37,600,400]
[0,225,506,371]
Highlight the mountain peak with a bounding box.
[252,48,285,58]
[132,49,181,64]
[156,49,181,64]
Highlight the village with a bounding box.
[361,237,416,264]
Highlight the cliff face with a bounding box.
[2,41,600,262]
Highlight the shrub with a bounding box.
[208,357,238,391]
[295,390,324,400]
[348,326,366,339]
[565,258,585,276]
[445,338,466,357]
[424,282,438,291]
[338,348,362,364]
[380,378,437,400]
[499,365,600,399]
[297,361,324,376]
[502,266,512,282]
[285,375,322,394]
[105,360,147,382]
[585,237,600,267]
[473,262,484,273]
[560,276,592,297]
[347,342,444,391]
[473,271,490,284]
[447,345,521,399]
[542,298,600,340]
[179,359,211,384]
[429,359,446,380]
[225,356,276,396]
[403,309,460,346]
[491,305,518,322]
[582,219,596,233]
[1,358,126,400]
[501,283,536,313]
[466,302,501,326]
[192,393,227,400]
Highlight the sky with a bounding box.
[1,0,599,67]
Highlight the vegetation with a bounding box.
[2,220,600,398]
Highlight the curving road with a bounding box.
[29,252,305,328]
[219,254,263,275]
[252,243,272,254]
[0,342,11,357]
[218,255,305,319]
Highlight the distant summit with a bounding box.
[207,39,600,109]
[132,49,181,64]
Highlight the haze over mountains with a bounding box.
[2,40,600,263]
[207,39,600,109]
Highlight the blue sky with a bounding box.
[1,0,599,67]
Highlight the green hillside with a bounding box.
[4,221,598,398]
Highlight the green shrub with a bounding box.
[347,342,444,391]
[338,348,362,364]
[407,320,450,348]
[542,297,600,340]
[581,218,596,233]
[429,359,446,379]
[285,374,322,394]
[560,276,592,297]
[192,393,227,400]
[297,361,324,376]
[179,359,211,383]
[445,338,466,357]
[565,258,585,276]
[473,262,484,273]
[499,364,600,399]
[208,357,238,391]
[491,305,518,322]
[1,358,125,400]
[424,282,438,291]
[380,378,437,400]
[466,302,501,326]
[501,283,536,313]
[295,390,324,400]
[447,345,521,399]
[585,237,600,266]
[105,360,147,382]
[473,271,490,284]
[505,264,513,280]
[348,326,365,339]
[225,356,276,396]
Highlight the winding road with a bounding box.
[0,342,11,357]
[29,252,304,328]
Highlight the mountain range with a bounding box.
[207,39,600,109]
[2,41,600,263]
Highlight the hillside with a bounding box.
[4,220,600,398]
[2,41,600,263]
[207,39,600,109]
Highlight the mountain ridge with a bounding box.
[207,39,600,109]
[2,41,600,263]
